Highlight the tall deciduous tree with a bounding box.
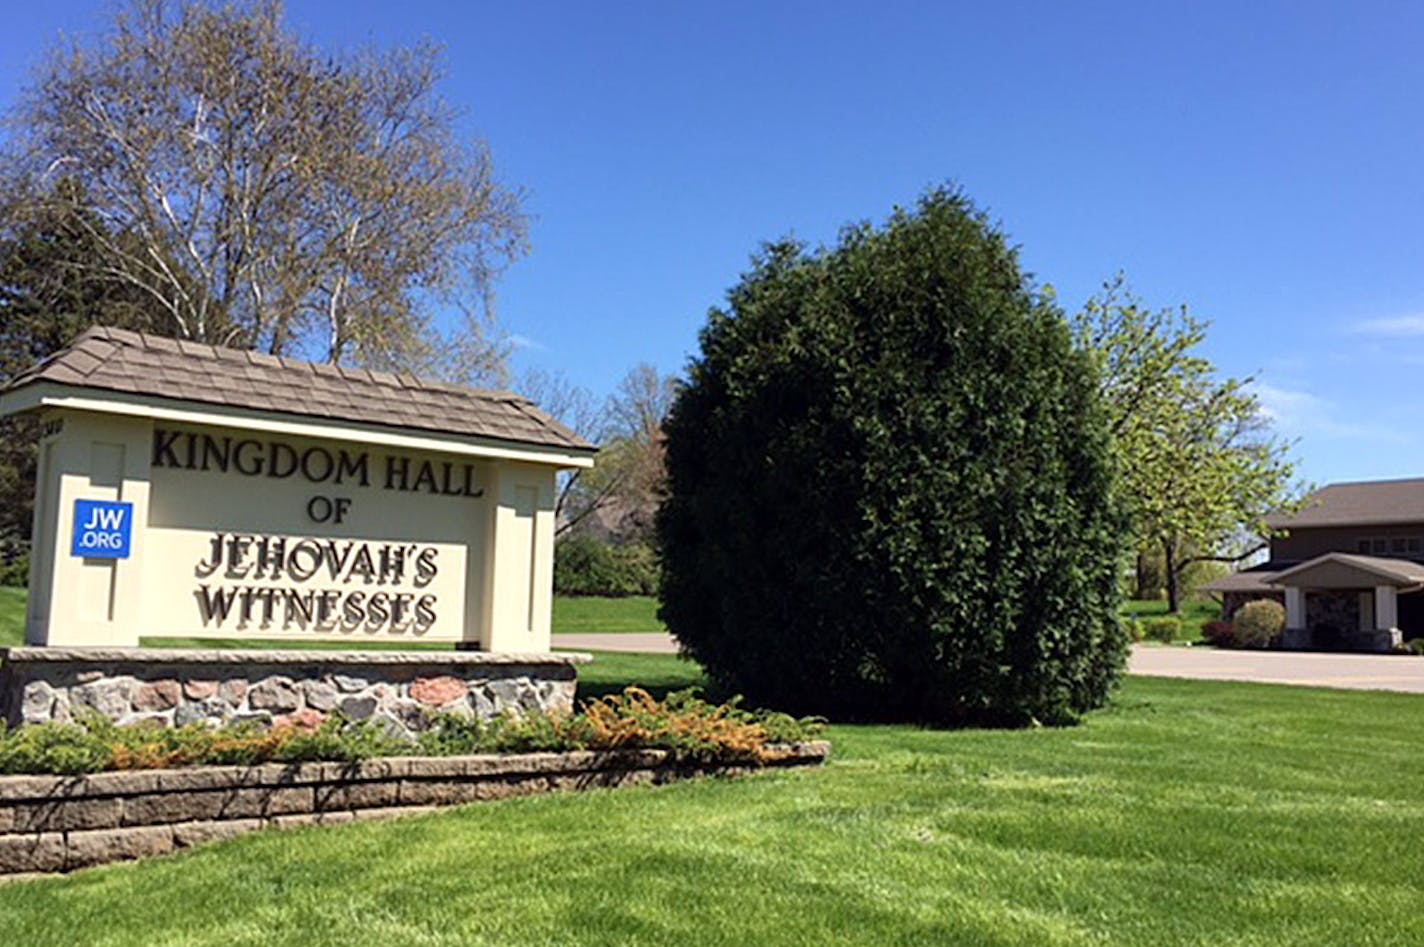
[0,189,174,572]
[3,0,526,377]
[527,363,676,544]
[1073,275,1301,612]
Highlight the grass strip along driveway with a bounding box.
[2,652,1422,946]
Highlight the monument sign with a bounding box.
[0,327,597,652]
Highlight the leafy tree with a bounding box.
[0,190,174,576]
[659,189,1127,726]
[527,363,675,544]
[588,364,675,543]
[3,0,526,377]
[1073,276,1300,612]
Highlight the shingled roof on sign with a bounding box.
[3,326,597,454]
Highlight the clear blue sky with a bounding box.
[2,1,1422,488]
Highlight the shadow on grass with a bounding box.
[573,652,714,704]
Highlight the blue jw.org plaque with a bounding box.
[71,499,134,559]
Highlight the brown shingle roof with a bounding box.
[1273,552,1424,587]
[4,327,596,454]
[1200,569,1282,595]
[1267,479,1424,529]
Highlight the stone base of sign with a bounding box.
[0,648,591,736]
[0,744,831,876]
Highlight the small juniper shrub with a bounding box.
[0,689,825,775]
[573,688,822,763]
[416,710,574,757]
[1231,599,1286,649]
[0,716,113,775]
[1406,639,1424,656]
[0,710,408,775]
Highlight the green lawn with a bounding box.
[1,662,1421,945]
[0,586,24,647]
[553,594,665,634]
[574,650,707,701]
[1122,597,1220,644]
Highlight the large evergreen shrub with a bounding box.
[658,189,1127,725]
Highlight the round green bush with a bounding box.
[657,189,1127,726]
[1231,599,1285,649]
[1142,616,1181,643]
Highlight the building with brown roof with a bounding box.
[1204,478,1424,651]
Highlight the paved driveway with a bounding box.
[553,632,681,655]
[1128,644,1424,693]
[555,634,1424,693]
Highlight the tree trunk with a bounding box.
[1163,539,1180,614]
[1134,551,1155,600]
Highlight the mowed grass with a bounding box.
[553,594,664,634]
[575,649,707,700]
[1122,597,1220,644]
[2,666,1422,945]
[0,585,24,647]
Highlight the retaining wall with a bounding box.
[0,742,830,876]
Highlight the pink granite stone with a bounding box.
[133,681,181,712]
[409,676,469,707]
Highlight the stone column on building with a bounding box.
[1284,587,1306,631]
[1357,590,1376,632]
[1373,585,1398,632]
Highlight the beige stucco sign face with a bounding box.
[142,424,486,642]
[20,407,570,652]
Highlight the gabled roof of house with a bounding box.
[1272,552,1424,588]
[2,326,597,454]
[1203,552,1424,595]
[1266,478,1424,529]
[1200,569,1282,595]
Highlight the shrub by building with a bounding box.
[554,534,659,597]
[658,188,1127,726]
[1230,599,1285,649]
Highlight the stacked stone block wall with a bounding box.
[0,745,830,876]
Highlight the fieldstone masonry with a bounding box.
[0,648,589,738]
